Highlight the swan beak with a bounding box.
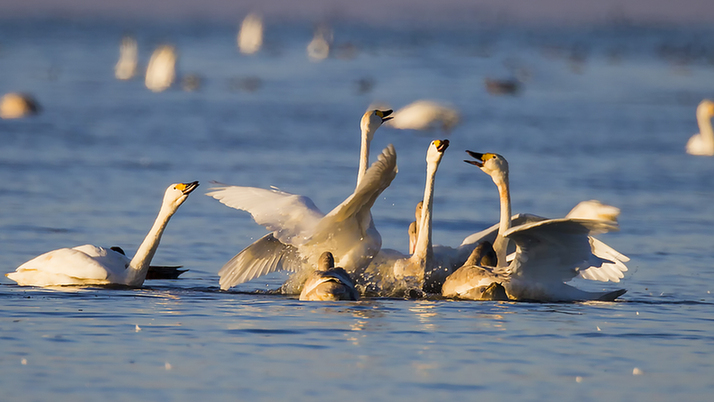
[177,181,200,195]
[464,150,485,167]
[376,109,393,122]
[435,139,449,152]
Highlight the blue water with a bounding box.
[1,18,714,400]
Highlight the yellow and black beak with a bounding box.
[435,139,449,152]
[376,109,393,123]
[464,150,485,167]
[176,181,200,195]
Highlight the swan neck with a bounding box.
[125,202,178,286]
[697,110,714,149]
[411,162,437,266]
[356,127,371,186]
[493,176,511,268]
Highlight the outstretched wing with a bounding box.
[321,144,398,224]
[206,183,325,245]
[218,233,303,290]
[505,218,620,283]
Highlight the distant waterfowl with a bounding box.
[299,252,359,301]
[115,36,138,80]
[237,13,263,55]
[441,152,627,302]
[686,99,714,156]
[145,45,177,92]
[208,142,397,293]
[366,140,449,295]
[0,93,39,119]
[7,182,199,287]
[386,100,460,134]
[484,78,521,95]
[307,25,332,62]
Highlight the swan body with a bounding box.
[238,13,263,55]
[386,100,460,134]
[7,182,199,287]
[145,45,177,92]
[208,144,397,293]
[442,151,627,302]
[115,36,138,80]
[686,99,714,156]
[0,93,39,119]
[299,252,359,301]
[365,140,449,296]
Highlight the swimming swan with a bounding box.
[207,144,397,293]
[208,109,393,291]
[686,99,714,156]
[7,182,199,287]
[365,140,449,295]
[299,251,359,301]
[441,152,627,302]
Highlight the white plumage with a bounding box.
[7,182,199,287]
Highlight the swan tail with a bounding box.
[146,265,188,280]
[595,288,627,301]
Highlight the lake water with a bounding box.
[1,18,713,400]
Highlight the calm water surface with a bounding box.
[0,19,713,400]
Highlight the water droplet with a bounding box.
[135,324,141,332]
[165,362,172,370]
[21,358,27,365]
[633,367,643,375]
[575,376,583,383]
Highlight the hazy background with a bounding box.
[1,0,713,25]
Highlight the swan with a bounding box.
[115,36,138,80]
[145,45,177,92]
[6,181,199,287]
[237,13,263,55]
[407,201,423,254]
[441,151,627,302]
[686,99,714,156]
[207,109,392,291]
[0,93,39,119]
[365,139,449,295]
[207,144,397,293]
[307,24,332,62]
[386,100,460,134]
[299,252,359,301]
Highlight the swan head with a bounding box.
[319,251,336,270]
[697,99,714,120]
[361,109,393,139]
[426,139,449,164]
[464,151,508,184]
[163,181,199,209]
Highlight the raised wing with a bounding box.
[504,218,620,283]
[206,183,325,245]
[321,144,398,224]
[218,233,302,290]
[459,213,545,248]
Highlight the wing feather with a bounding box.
[206,183,324,245]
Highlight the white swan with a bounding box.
[7,182,199,287]
[386,100,460,134]
[457,200,629,283]
[145,45,177,92]
[442,152,627,302]
[115,36,138,80]
[365,140,449,295]
[686,99,714,156]
[207,144,397,293]
[299,252,359,301]
[237,13,263,55]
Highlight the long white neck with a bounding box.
[125,202,178,286]
[410,161,438,268]
[356,127,372,186]
[493,175,511,268]
[697,108,714,151]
